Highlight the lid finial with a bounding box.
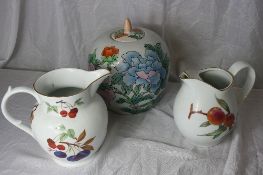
[124,18,132,35]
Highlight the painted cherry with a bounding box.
[223,113,235,127]
[60,110,68,117]
[70,108,78,114]
[68,108,78,118]
[207,107,226,125]
[68,111,77,118]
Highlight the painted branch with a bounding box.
[59,141,80,148]
[188,103,207,119]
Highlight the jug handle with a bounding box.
[228,61,256,104]
[1,86,41,137]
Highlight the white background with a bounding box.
[0,0,262,87]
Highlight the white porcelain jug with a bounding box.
[173,61,255,146]
[1,68,110,167]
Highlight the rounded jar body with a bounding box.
[88,27,170,114]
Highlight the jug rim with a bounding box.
[33,68,110,98]
[198,67,234,91]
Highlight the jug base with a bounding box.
[51,153,96,168]
[184,129,233,147]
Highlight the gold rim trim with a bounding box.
[33,69,110,98]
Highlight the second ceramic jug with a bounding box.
[173,61,255,146]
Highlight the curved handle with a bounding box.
[1,86,41,137]
[228,61,256,104]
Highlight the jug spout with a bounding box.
[88,69,111,98]
[179,71,211,94]
[179,71,190,80]
[179,71,196,87]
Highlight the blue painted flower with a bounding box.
[116,50,166,93]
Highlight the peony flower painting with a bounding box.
[88,43,169,114]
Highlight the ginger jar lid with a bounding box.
[110,18,145,42]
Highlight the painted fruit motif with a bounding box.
[188,97,235,139]
[45,98,84,119]
[88,43,169,114]
[47,124,95,162]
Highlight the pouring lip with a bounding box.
[198,67,234,91]
[33,68,111,98]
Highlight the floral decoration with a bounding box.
[88,43,169,114]
[112,28,145,40]
[89,46,119,70]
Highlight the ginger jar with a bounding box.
[88,18,170,114]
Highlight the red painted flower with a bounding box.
[101,46,119,57]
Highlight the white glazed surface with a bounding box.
[173,61,255,146]
[1,68,110,167]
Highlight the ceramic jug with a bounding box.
[1,68,110,167]
[88,18,170,114]
[173,61,255,146]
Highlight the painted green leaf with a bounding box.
[99,82,112,90]
[198,125,227,139]
[52,106,58,113]
[47,107,53,113]
[213,133,222,139]
[74,98,84,106]
[162,54,169,69]
[46,102,58,113]
[121,106,151,114]
[60,133,68,141]
[200,121,211,127]
[144,44,156,51]
[45,102,51,107]
[111,73,123,85]
[121,107,135,114]
[140,94,154,102]
[88,49,100,65]
[68,146,73,153]
[121,82,133,95]
[102,55,117,64]
[140,101,153,108]
[67,129,75,139]
[55,124,66,131]
[129,34,140,39]
[216,97,230,113]
[160,76,167,89]
[145,84,151,92]
[116,98,126,104]
[154,88,161,95]
[134,85,140,95]
[155,43,163,61]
